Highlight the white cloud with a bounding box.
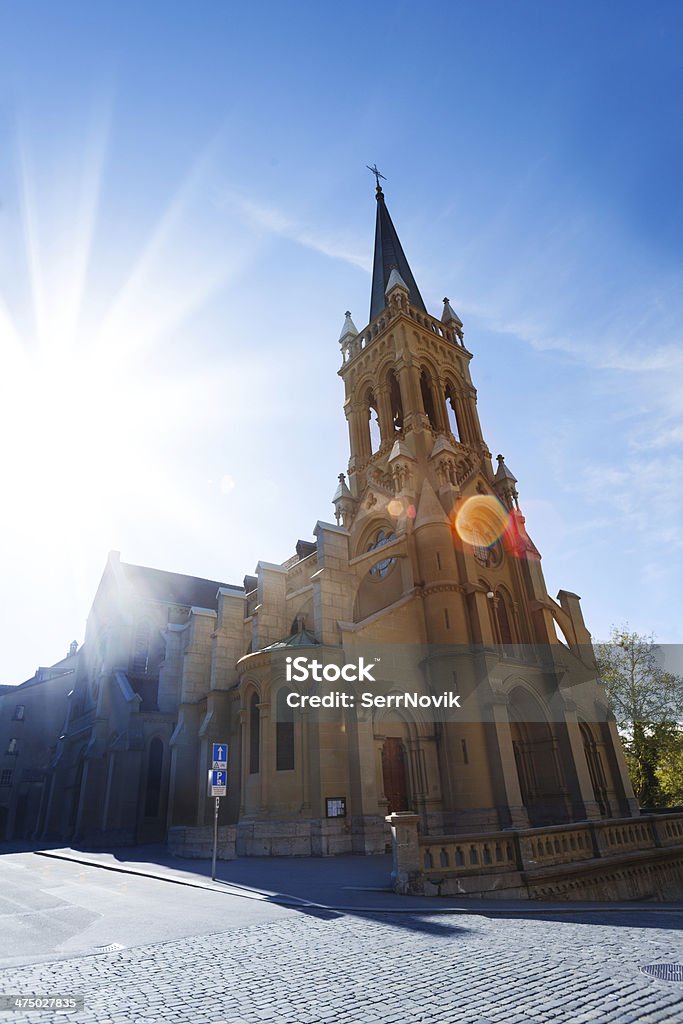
[215,189,371,273]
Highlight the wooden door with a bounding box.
[381,737,409,812]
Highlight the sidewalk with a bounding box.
[33,844,683,916]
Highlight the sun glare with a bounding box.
[0,120,248,571]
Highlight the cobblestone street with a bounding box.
[1,906,682,1024]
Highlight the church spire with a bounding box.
[369,177,426,323]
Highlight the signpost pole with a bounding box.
[211,796,219,881]
[209,742,228,881]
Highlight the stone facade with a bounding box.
[4,186,651,886]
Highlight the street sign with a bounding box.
[210,769,227,796]
[212,742,228,769]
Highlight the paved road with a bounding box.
[0,853,289,969]
[0,852,682,1024]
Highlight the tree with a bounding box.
[594,627,683,807]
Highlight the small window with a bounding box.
[6,738,18,755]
[13,705,25,721]
[0,769,12,786]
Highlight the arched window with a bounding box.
[276,689,295,771]
[444,384,462,441]
[580,722,609,816]
[367,389,381,454]
[420,370,438,430]
[496,590,515,646]
[132,619,151,675]
[388,370,403,433]
[144,738,163,817]
[249,692,260,774]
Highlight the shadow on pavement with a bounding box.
[16,843,683,936]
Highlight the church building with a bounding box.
[29,181,640,858]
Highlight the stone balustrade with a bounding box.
[386,811,683,901]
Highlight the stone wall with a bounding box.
[168,824,236,860]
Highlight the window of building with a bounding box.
[444,384,462,441]
[0,769,12,786]
[367,529,396,577]
[6,738,18,755]
[420,370,438,430]
[495,591,515,646]
[367,390,381,454]
[12,705,25,721]
[388,370,403,433]
[276,689,295,771]
[249,693,260,774]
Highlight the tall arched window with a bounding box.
[249,692,260,774]
[420,370,438,430]
[495,590,514,646]
[388,370,403,433]
[367,389,381,454]
[580,722,609,816]
[144,738,163,816]
[276,688,295,771]
[444,384,462,441]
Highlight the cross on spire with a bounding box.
[366,164,387,191]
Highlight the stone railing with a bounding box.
[386,811,683,900]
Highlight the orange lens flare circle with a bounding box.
[454,495,508,548]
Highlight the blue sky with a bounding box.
[1,1,681,684]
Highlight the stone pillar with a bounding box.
[385,812,423,895]
[300,709,311,811]
[257,701,271,811]
[488,695,529,828]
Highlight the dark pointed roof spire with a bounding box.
[369,175,426,323]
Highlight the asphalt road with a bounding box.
[0,852,290,969]
[0,851,682,1023]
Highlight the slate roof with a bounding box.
[120,561,241,610]
[369,186,426,322]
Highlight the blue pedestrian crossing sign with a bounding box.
[210,769,227,796]
[212,742,228,769]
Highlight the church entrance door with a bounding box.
[381,737,409,812]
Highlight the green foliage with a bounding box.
[595,627,683,808]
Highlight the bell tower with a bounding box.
[336,177,492,527]
[333,178,563,656]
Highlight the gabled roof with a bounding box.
[120,561,240,610]
[369,186,426,322]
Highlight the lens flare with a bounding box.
[454,495,509,548]
[387,498,404,517]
